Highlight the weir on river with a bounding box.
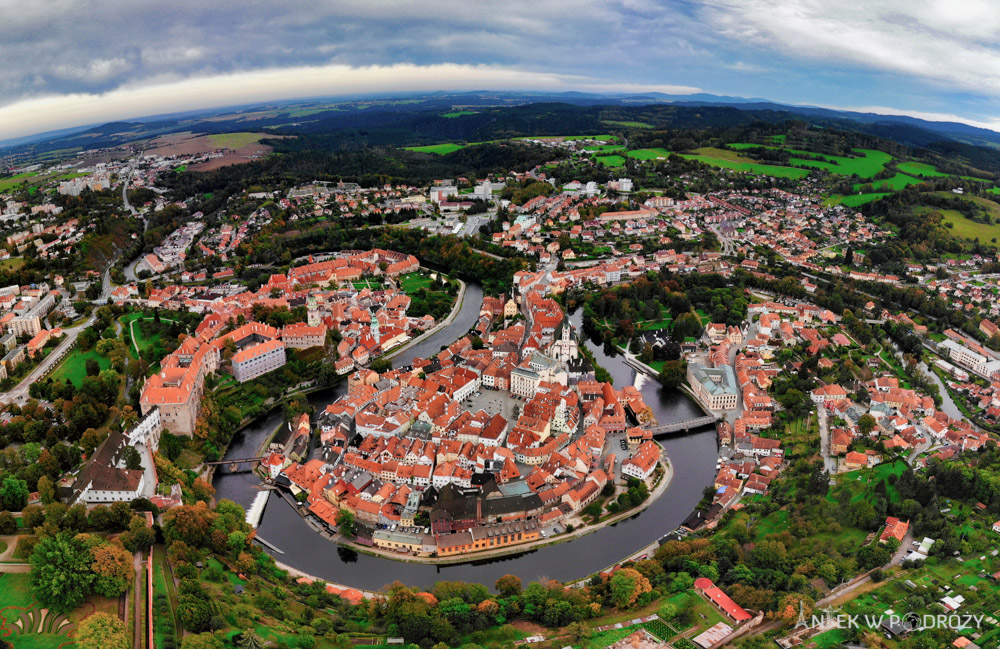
[213,283,718,590]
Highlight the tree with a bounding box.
[178,593,213,632]
[37,476,56,505]
[29,533,95,613]
[495,574,522,598]
[76,612,129,649]
[181,633,225,649]
[121,516,155,553]
[121,446,142,471]
[0,511,15,534]
[858,414,876,436]
[237,629,264,649]
[162,501,218,546]
[336,509,355,537]
[658,360,686,389]
[91,541,133,597]
[85,358,101,377]
[0,477,29,511]
[609,568,651,609]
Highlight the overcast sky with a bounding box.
[3,0,1000,140]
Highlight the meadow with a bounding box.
[49,348,111,387]
[207,132,266,149]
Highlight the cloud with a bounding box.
[703,0,1000,95]
[0,63,702,140]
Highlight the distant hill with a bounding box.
[3,89,1000,162]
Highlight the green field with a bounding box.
[403,142,468,155]
[915,205,1000,245]
[0,257,25,271]
[0,172,39,192]
[208,132,265,149]
[854,172,925,192]
[50,348,111,386]
[602,120,654,128]
[441,111,476,118]
[627,148,672,160]
[352,278,384,290]
[825,192,892,207]
[683,147,810,179]
[596,155,627,167]
[897,161,950,177]
[728,144,893,178]
[585,144,626,152]
[624,146,808,177]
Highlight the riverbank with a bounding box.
[295,453,676,566]
[385,275,467,363]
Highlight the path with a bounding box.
[0,535,17,561]
[817,407,836,475]
[132,552,142,649]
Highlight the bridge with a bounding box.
[648,415,718,435]
[204,456,266,474]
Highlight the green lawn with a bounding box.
[441,111,476,118]
[50,348,111,387]
[627,148,672,161]
[403,143,468,155]
[399,272,435,293]
[585,144,626,152]
[0,257,25,271]
[352,279,384,290]
[596,154,627,167]
[208,132,265,148]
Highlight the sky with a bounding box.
[2,0,1000,140]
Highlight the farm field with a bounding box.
[627,148,672,160]
[50,348,111,386]
[403,143,468,155]
[584,144,626,152]
[728,144,893,178]
[207,132,266,148]
[441,111,476,117]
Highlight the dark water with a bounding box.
[215,284,718,590]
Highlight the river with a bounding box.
[213,284,718,590]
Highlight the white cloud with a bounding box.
[0,63,702,140]
[703,0,1000,94]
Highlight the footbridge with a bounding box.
[648,415,718,435]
